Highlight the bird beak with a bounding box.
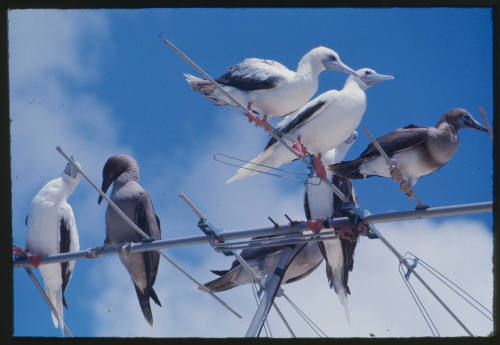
[98,172,115,205]
[363,72,394,85]
[323,58,358,77]
[466,115,489,132]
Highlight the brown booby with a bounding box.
[226,68,393,183]
[328,108,488,197]
[304,132,360,322]
[202,241,324,292]
[98,154,162,326]
[25,159,81,334]
[185,46,357,129]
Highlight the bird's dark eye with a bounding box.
[365,70,372,75]
[330,55,337,61]
[464,114,471,120]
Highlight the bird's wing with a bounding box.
[135,193,161,298]
[59,204,79,308]
[264,98,328,150]
[359,127,429,159]
[216,58,289,91]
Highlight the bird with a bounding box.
[98,154,162,326]
[328,108,489,198]
[25,159,81,334]
[185,46,358,130]
[202,240,324,293]
[304,132,360,322]
[226,68,394,184]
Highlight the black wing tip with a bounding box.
[210,269,229,276]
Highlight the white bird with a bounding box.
[185,46,358,129]
[226,68,394,184]
[25,160,81,334]
[304,132,359,323]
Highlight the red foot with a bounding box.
[12,247,43,267]
[307,218,324,233]
[292,135,308,158]
[27,254,44,268]
[255,117,273,133]
[312,154,327,180]
[12,246,27,257]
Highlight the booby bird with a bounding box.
[25,159,81,333]
[185,46,357,128]
[304,132,360,322]
[98,154,162,326]
[202,241,324,292]
[226,68,394,184]
[328,108,488,196]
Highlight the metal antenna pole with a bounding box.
[56,146,242,319]
[159,36,349,203]
[368,225,474,336]
[478,106,493,140]
[245,245,300,337]
[24,268,72,337]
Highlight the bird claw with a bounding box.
[399,181,414,196]
[306,218,324,233]
[118,242,134,256]
[311,154,327,180]
[390,166,404,182]
[292,135,308,158]
[86,244,107,258]
[27,254,44,268]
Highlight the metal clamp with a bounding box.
[404,257,420,281]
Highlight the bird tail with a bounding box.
[199,267,241,292]
[328,159,365,179]
[134,284,154,326]
[324,239,351,324]
[184,73,229,106]
[226,144,293,184]
[45,285,64,333]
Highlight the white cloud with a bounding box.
[9,10,129,248]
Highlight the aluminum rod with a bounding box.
[272,302,296,337]
[159,35,349,203]
[24,268,73,337]
[478,106,493,140]
[246,246,299,337]
[56,146,242,319]
[13,201,492,269]
[369,225,473,336]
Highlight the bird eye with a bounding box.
[464,114,471,119]
[365,70,372,75]
[330,55,337,61]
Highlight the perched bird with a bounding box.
[202,241,324,292]
[226,68,394,184]
[25,159,81,333]
[304,132,360,322]
[98,154,162,326]
[328,108,488,196]
[185,46,358,129]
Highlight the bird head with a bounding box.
[305,46,357,77]
[63,156,81,179]
[98,154,139,205]
[439,108,488,132]
[353,68,394,89]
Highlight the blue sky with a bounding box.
[9,8,493,337]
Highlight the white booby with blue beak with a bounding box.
[226,68,394,183]
[25,159,81,334]
[185,46,358,128]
